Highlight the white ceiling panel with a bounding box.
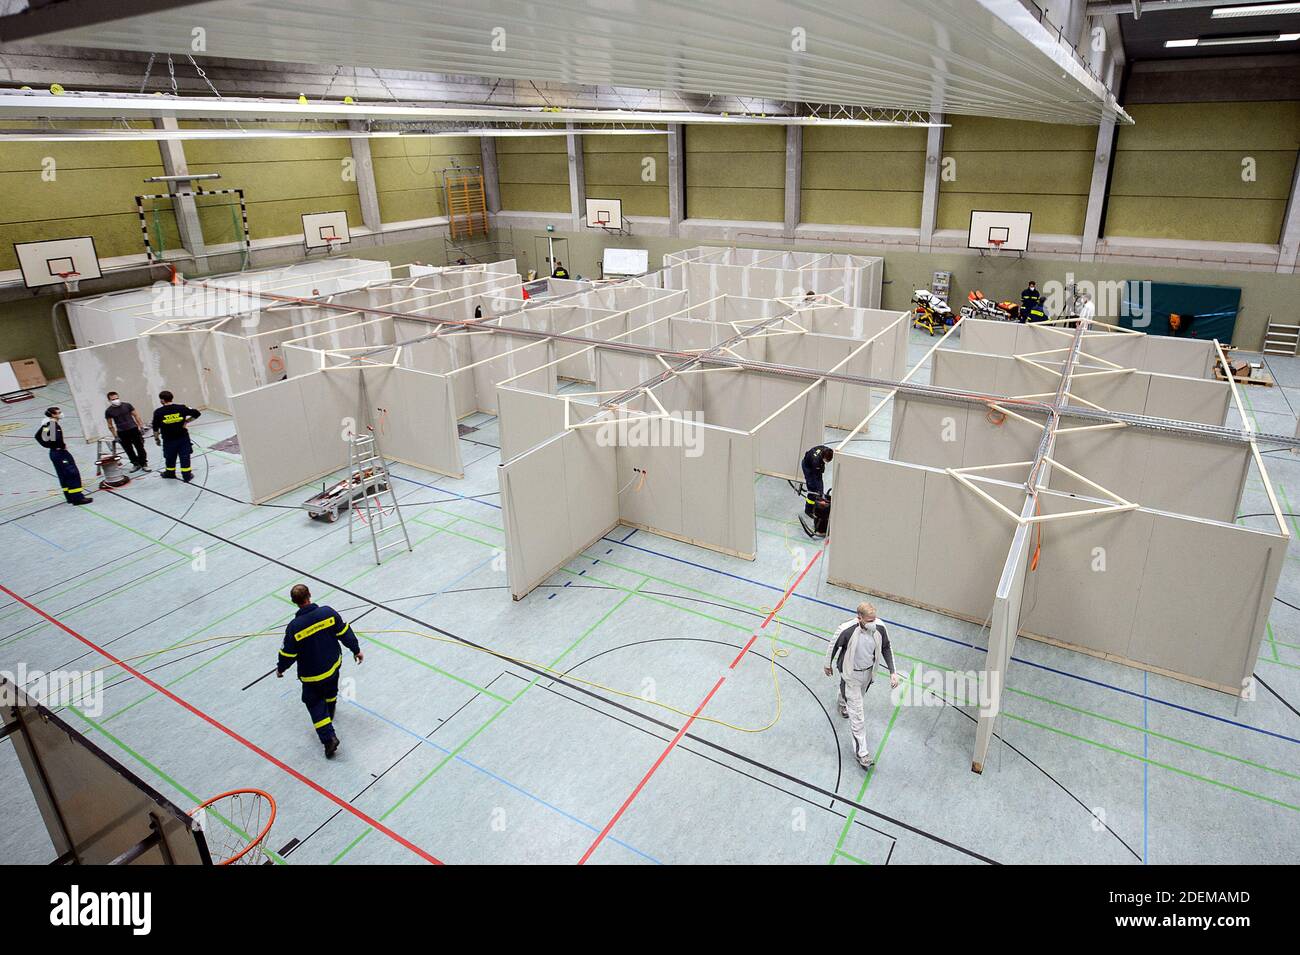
[0,0,1129,124]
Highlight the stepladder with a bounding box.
[346,430,413,564]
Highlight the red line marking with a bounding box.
[731,545,825,669]
[0,583,443,866]
[578,541,826,863]
[577,675,726,865]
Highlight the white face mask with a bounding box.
[110,399,121,406]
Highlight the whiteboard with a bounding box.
[0,363,20,395]
[603,248,648,276]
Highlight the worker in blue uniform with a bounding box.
[1020,281,1044,322]
[276,584,363,758]
[150,390,201,482]
[801,445,833,515]
[34,407,92,505]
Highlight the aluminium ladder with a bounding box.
[1263,320,1299,357]
[346,431,412,565]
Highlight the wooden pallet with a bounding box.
[1215,365,1274,387]
[1215,349,1274,387]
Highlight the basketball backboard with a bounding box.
[302,211,351,250]
[14,237,102,289]
[967,211,1031,252]
[585,197,623,230]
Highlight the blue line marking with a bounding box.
[16,523,68,552]
[342,697,663,864]
[392,475,1300,746]
[601,538,1300,747]
[1143,670,1149,865]
[409,553,497,613]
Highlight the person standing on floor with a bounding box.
[1020,281,1043,322]
[824,602,901,771]
[150,390,200,482]
[34,407,92,505]
[276,584,363,758]
[104,391,149,473]
[801,445,833,511]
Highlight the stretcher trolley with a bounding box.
[301,466,388,523]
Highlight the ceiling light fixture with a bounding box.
[1211,3,1300,18]
[1165,32,1299,46]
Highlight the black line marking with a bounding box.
[1254,672,1300,721]
[103,490,998,863]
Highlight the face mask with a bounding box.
[110,399,121,406]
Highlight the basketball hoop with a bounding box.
[191,788,276,865]
[56,271,80,293]
[988,239,1006,253]
[321,233,342,255]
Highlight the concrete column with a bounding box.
[919,116,944,251]
[1080,119,1117,261]
[668,123,685,236]
[348,121,382,234]
[783,125,802,239]
[566,123,586,232]
[480,136,502,213]
[1278,158,1300,274]
[152,117,207,268]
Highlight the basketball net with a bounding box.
[191,788,276,865]
[57,271,80,294]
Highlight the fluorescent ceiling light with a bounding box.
[1166,32,1299,46]
[0,126,671,143]
[1211,3,1300,18]
[1198,32,1295,43]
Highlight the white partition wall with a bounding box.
[955,319,1217,380]
[64,258,392,347]
[827,451,1286,696]
[930,348,1230,426]
[614,416,756,558]
[500,427,619,600]
[663,246,882,308]
[60,332,206,441]
[229,368,359,502]
[230,364,462,503]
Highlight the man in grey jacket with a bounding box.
[824,601,900,770]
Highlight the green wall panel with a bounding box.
[583,133,669,217]
[497,134,570,213]
[937,116,1096,237]
[1106,101,1300,244]
[370,135,480,222]
[182,130,359,241]
[800,126,927,228]
[0,133,166,270]
[685,124,785,222]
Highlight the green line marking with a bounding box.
[363,634,509,703]
[828,669,907,864]
[329,586,640,864]
[832,848,871,865]
[64,702,286,865]
[1005,711,1300,812]
[419,513,1300,797]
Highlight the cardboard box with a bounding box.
[10,358,45,390]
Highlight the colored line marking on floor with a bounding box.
[577,545,825,864]
[0,581,444,866]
